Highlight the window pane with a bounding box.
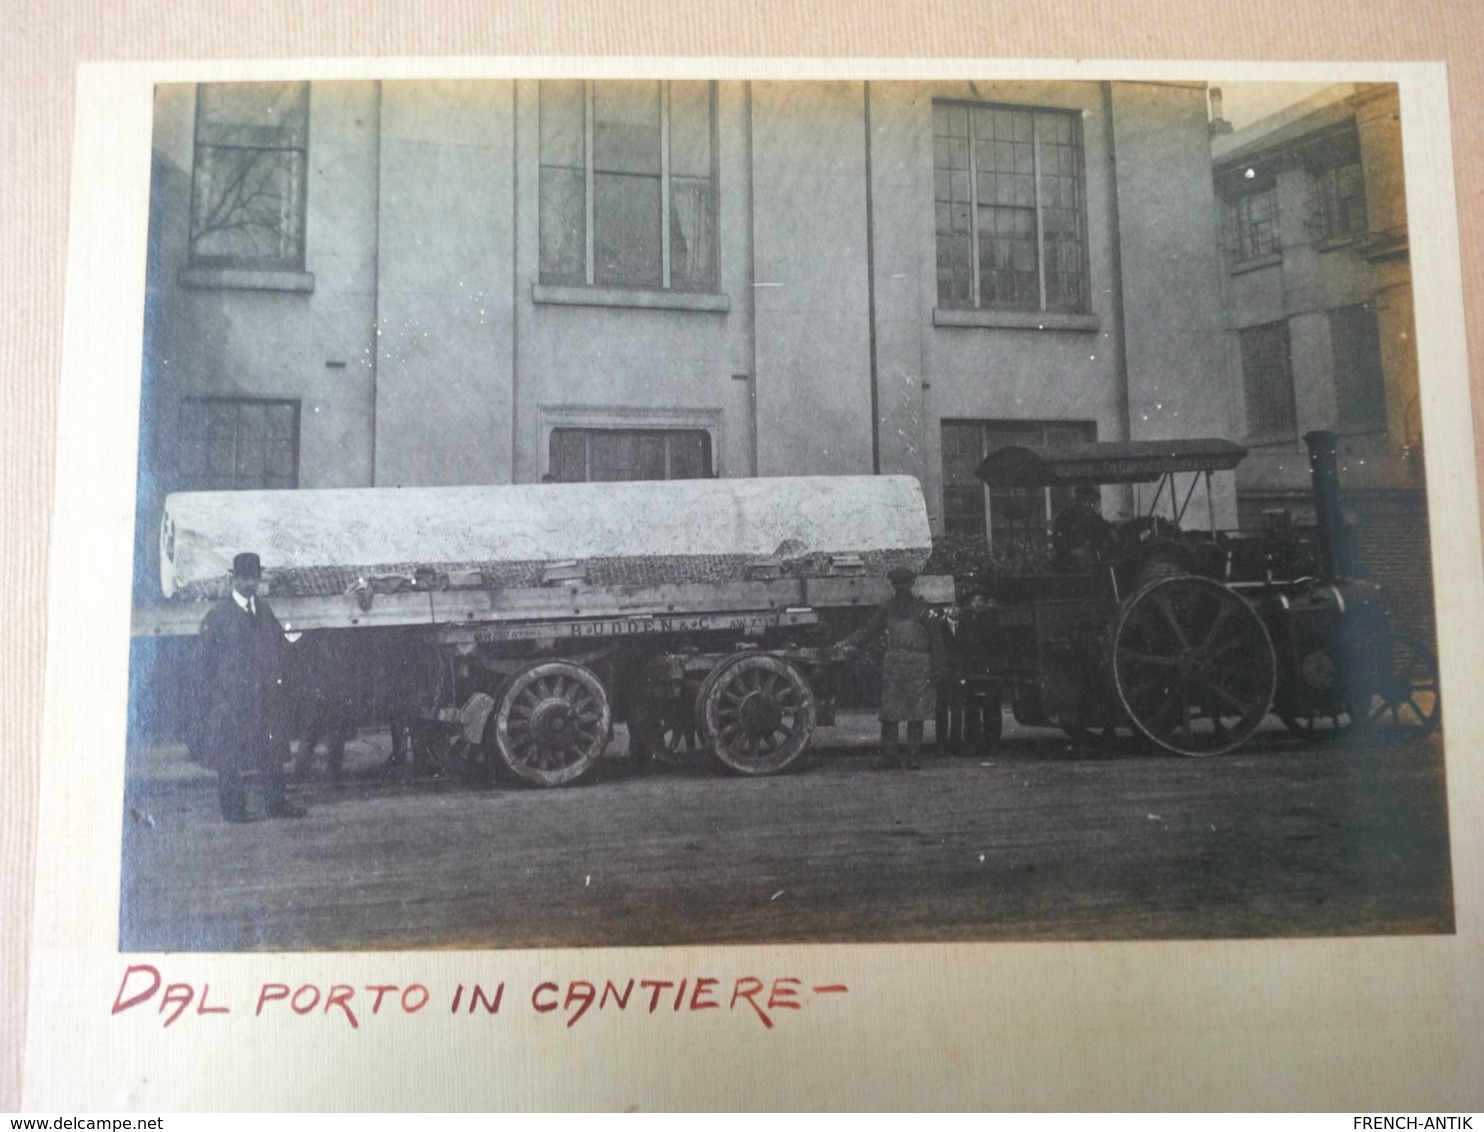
[1309,140,1367,241]
[1332,304,1388,434]
[1240,323,1297,440]
[940,421,986,538]
[667,431,710,478]
[197,82,308,147]
[1228,184,1280,262]
[590,82,663,286]
[177,398,299,491]
[549,428,711,483]
[539,165,586,282]
[629,432,665,480]
[670,176,715,289]
[538,80,585,167]
[191,83,308,269]
[550,429,587,483]
[191,145,306,265]
[668,82,712,178]
[584,431,629,481]
[593,81,661,175]
[264,402,297,440]
[934,107,974,306]
[594,172,662,286]
[990,486,1044,536]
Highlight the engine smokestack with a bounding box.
[1304,430,1348,579]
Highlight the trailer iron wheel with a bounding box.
[1358,632,1441,738]
[491,660,612,786]
[1112,576,1276,757]
[700,653,817,776]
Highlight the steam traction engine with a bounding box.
[971,431,1439,755]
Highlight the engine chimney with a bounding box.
[1209,87,1234,137]
[1305,429,1348,579]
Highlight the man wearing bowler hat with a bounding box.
[197,552,306,822]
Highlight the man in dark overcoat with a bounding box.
[197,552,306,822]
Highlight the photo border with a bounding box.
[18,54,1484,1111]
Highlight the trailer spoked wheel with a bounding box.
[1357,632,1441,738]
[1112,576,1276,757]
[699,653,817,776]
[491,660,613,786]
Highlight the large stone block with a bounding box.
[160,475,933,599]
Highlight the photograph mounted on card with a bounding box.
[115,68,1452,954]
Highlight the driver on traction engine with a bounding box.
[1052,484,1115,572]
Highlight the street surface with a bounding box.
[119,713,1454,951]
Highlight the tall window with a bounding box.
[177,397,300,491]
[1307,130,1367,242]
[549,428,712,483]
[1331,303,1388,435]
[190,83,309,270]
[539,80,717,291]
[941,419,1097,541]
[1239,322,1297,442]
[933,101,1087,312]
[1225,182,1281,265]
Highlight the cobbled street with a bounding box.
[119,714,1454,951]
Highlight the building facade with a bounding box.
[1211,84,1432,638]
[135,77,1240,601]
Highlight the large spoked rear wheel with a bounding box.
[699,653,817,776]
[491,660,612,786]
[1112,576,1276,756]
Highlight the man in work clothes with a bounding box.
[197,552,306,822]
[837,567,947,770]
[1052,483,1115,573]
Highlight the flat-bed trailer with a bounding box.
[133,475,952,786]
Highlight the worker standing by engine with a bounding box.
[836,567,947,770]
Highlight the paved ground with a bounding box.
[118,712,1454,951]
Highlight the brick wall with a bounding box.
[1346,489,1437,646]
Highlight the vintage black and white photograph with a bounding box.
[119,73,1452,953]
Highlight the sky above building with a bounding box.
[1213,82,1336,130]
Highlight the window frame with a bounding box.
[1330,302,1389,437]
[1304,126,1368,245]
[932,99,1091,316]
[940,418,1099,542]
[1223,179,1282,267]
[187,82,311,275]
[538,80,720,295]
[1238,321,1299,445]
[175,396,302,492]
[547,426,715,483]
